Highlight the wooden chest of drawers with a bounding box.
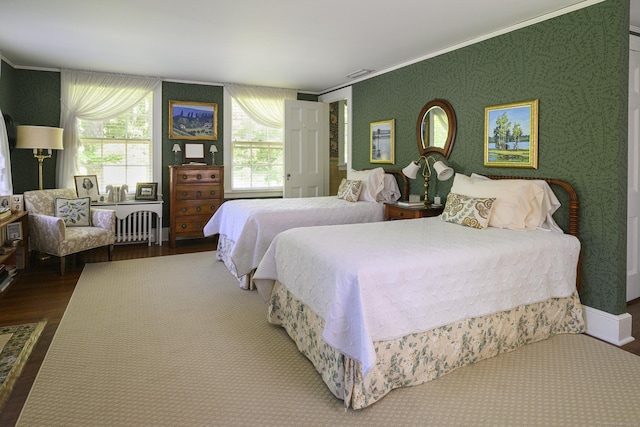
[169,165,224,247]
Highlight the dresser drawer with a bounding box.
[173,215,211,235]
[174,184,222,201]
[175,169,222,184]
[174,200,222,217]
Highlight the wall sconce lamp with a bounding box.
[209,145,218,165]
[16,125,64,190]
[172,143,182,165]
[402,155,454,206]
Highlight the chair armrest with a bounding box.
[28,213,66,255]
[29,213,66,238]
[91,208,116,232]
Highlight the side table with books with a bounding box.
[0,211,29,292]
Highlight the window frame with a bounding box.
[223,87,284,198]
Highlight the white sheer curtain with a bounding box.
[58,70,160,189]
[226,84,297,128]
[0,110,13,195]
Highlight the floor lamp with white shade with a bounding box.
[16,125,64,190]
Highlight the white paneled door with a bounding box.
[283,100,329,198]
[628,34,640,301]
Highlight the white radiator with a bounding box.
[115,211,155,245]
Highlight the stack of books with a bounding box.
[0,207,11,221]
[0,264,13,292]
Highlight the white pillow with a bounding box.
[470,173,562,232]
[347,168,385,203]
[376,174,401,202]
[451,174,543,230]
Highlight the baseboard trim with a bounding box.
[583,305,634,346]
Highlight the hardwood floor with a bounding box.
[0,238,639,426]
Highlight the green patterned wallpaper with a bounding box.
[0,65,61,193]
[352,0,629,315]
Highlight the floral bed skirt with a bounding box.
[267,281,585,409]
[216,234,253,290]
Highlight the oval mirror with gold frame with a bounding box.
[416,98,456,159]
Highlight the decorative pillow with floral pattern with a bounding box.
[54,197,92,227]
[441,192,495,229]
[337,179,363,203]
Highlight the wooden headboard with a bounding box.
[487,175,581,289]
[386,170,410,202]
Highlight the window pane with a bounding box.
[230,98,284,191]
[77,93,153,193]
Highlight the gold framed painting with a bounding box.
[484,99,538,168]
[169,100,218,140]
[370,119,395,164]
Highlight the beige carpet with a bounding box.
[17,252,640,426]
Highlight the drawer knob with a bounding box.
[196,206,201,212]
[182,175,187,180]
[197,174,202,180]
[210,205,216,211]
[181,207,187,213]
[210,190,216,196]
[181,224,187,229]
[211,174,216,179]
[182,192,187,197]
[196,190,202,197]
[399,212,404,217]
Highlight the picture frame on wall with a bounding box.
[370,119,395,164]
[74,175,100,201]
[484,99,539,169]
[135,182,158,201]
[169,100,217,140]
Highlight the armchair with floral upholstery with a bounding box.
[23,188,116,275]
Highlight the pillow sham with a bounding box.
[337,179,363,202]
[450,174,543,230]
[347,168,385,203]
[376,174,401,202]
[441,192,495,229]
[54,197,92,227]
[470,173,562,232]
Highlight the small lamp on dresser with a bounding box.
[172,143,182,165]
[209,145,218,165]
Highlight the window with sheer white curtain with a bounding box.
[58,70,160,190]
[224,85,297,196]
[0,109,13,195]
[77,93,153,193]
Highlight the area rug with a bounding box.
[0,322,46,411]
[17,252,640,426]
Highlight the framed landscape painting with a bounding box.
[370,119,395,164]
[169,100,218,140]
[484,99,538,169]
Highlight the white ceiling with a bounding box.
[0,0,627,94]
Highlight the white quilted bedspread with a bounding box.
[253,217,580,375]
[203,196,384,277]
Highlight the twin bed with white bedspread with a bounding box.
[252,175,585,409]
[203,168,406,288]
